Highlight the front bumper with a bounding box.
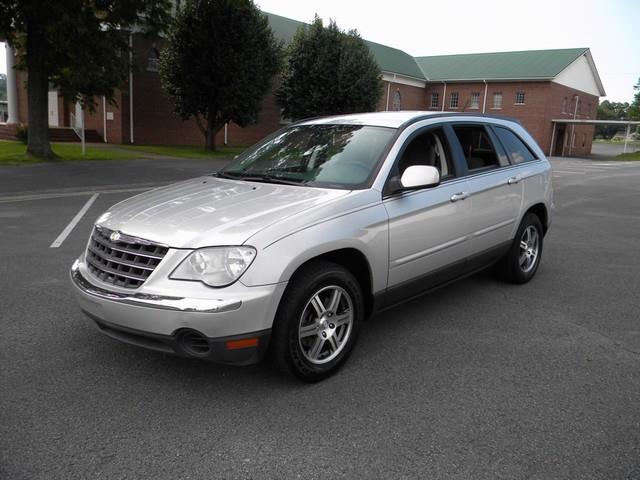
[70,259,287,365]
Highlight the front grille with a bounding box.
[86,226,169,289]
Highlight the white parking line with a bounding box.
[553,170,585,175]
[49,194,99,248]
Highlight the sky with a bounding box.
[1,0,638,102]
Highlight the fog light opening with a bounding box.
[178,330,211,357]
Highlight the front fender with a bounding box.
[240,203,389,294]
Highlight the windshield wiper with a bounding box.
[216,171,307,186]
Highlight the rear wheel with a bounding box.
[496,213,544,284]
[270,261,364,382]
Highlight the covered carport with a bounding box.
[549,119,640,157]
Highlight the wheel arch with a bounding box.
[287,248,375,319]
[524,202,549,234]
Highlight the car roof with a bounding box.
[296,111,520,129]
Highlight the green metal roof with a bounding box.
[265,13,594,85]
[415,48,589,81]
[264,12,426,80]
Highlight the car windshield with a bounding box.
[218,124,396,189]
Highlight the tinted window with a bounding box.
[452,125,499,171]
[494,126,536,164]
[397,128,454,179]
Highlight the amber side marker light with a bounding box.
[225,338,259,350]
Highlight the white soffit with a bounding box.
[382,72,426,88]
[553,53,605,97]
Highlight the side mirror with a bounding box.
[400,165,440,190]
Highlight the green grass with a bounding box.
[593,138,640,146]
[613,152,640,161]
[0,140,245,165]
[119,144,245,159]
[0,140,136,165]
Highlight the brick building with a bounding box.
[1,12,605,156]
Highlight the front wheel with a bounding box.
[496,213,544,284]
[270,261,364,382]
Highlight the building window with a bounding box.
[450,92,459,109]
[470,92,480,109]
[562,97,568,113]
[515,91,525,105]
[577,99,582,116]
[492,92,503,109]
[391,90,401,111]
[430,92,439,109]
[147,48,160,72]
[586,103,591,118]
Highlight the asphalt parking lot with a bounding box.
[1,157,639,479]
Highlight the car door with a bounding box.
[449,123,523,268]
[382,125,471,295]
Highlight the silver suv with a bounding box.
[71,111,552,381]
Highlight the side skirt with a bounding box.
[373,241,511,313]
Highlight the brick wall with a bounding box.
[377,81,428,111]
[543,82,598,156]
[424,81,598,157]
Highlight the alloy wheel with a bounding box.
[297,285,354,365]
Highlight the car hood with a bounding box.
[95,176,351,248]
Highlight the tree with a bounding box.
[277,16,383,121]
[0,1,170,158]
[595,100,630,139]
[629,77,640,122]
[159,0,281,150]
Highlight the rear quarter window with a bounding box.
[494,126,537,164]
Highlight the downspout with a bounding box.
[482,80,488,113]
[441,82,447,112]
[385,82,391,111]
[128,34,134,144]
[224,123,228,146]
[102,96,107,143]
[569,94,579,156]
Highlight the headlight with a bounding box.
[170,246,256,287]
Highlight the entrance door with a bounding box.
[553,126,566,156]
[48,91,59,126]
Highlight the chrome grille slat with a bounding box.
[91,234,165,260]
[86,227,169,289]
[86,256,148,281]
[86,245,156,271]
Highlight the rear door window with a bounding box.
[494,126,537,164]
[452,125,500,171]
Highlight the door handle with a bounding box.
[507,176,521,185]
[450,192,469,202]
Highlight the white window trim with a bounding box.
[430,92,439,109]
[449,92,459,109]
[470,93,480,110]
[492,92,503,110]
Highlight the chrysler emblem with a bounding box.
[110,231,121,242]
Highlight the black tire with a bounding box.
[269,260,364,382]
[496,213,544,284]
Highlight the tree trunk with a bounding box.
[204,115,220,151]
[26,24,55,159]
